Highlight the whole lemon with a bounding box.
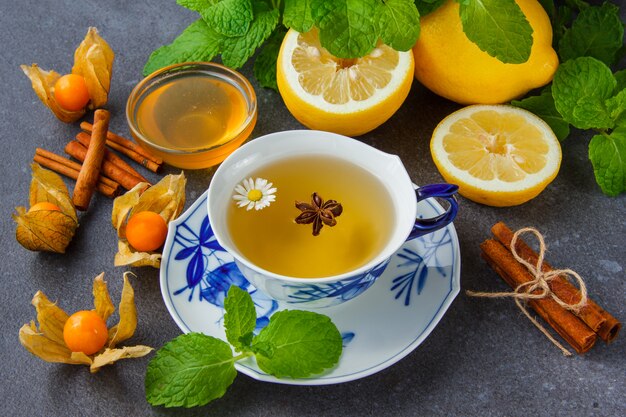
[413,0,558,105]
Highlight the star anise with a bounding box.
[295,192,343,236]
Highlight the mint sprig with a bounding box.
[511,1,626,197]
[558,2,624,66]
[252,310,343,378]
[145,286,343,408]
[144,0,533,88]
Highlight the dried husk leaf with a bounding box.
[70,351,94,365]
[19,323,89,365]
[14,164,78,253]
[20,64,84,123]
[107,272,137,348]
[93,273,115,322]
[72,27,114,109]
[90,346,153,373]
[127,173,186,222]
[111,181,147,238]
[32,291,69,346]
[14,209,78,253]
[112,173,186,268]
[20,273,151,371]
[30,163,77,223]
[114,240,162,267]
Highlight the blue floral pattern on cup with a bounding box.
[281,260,389,305]
[171,215,278,329]
[168,193,454,311]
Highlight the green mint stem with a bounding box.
[233,351,254,362]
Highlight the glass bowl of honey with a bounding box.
[126,62,257,169]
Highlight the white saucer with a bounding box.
[160,190,460,385]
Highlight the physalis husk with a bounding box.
[112,173,186,268]
[20,27,114,122]
[18,272,152,373]
[13,163,78,253]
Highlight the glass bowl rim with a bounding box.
[125,61,258,155]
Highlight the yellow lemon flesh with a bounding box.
[413,0,559,104]
[431,105,562,206]
[277,28,414,136]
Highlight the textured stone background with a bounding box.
[0,1,624,416]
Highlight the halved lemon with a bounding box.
[431,105,561,207]
[276,28,414,136]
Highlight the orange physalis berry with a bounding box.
[63,310,108,355]
[54,74,90,111]
[29,202,62,213]
[126,211,168,252]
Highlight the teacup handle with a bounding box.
[407,183,459,241]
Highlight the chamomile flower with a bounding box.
[233,177,277,210]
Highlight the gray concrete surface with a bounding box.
[1,1,624,416]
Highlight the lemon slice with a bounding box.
[277,28,414,136]
[431,105,561,206]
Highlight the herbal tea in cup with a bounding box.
[226,155,396,278]
[208,130,458,308]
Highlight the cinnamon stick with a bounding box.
[35,148,120,190]
[491,222,621,343]
[80,121,163,170]
[102,138,162,173]
[481,239,597,354]
[34,150,119,198]
[73,109,109,210]
[75,132,148,183]
[65,141,145,191]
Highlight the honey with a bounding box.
[127,63,257,169]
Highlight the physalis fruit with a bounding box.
[54,74,90,112]
[126,211,168,252]
[63,310,109,355]
[19,272,152,373]
[13,163,78,253]
[112,173,186,268]
[21,27,114,122]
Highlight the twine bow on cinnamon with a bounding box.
[467,227,589,356]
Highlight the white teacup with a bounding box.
[208,130,458,308]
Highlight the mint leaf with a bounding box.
[558,3,624,66]
[177,0,216,12]
[201,0,253,37]
[459,0,533,64]
[143,19,222,76]
[312,0,380,58]
[224,286,256,351]
[254,28,286,91]
[551,5,573,48]
[251,310,342,378]
[145,333,237,408]
[552,57,616,130]
[588,129,626,196]
[283,0,315,33]
[221,1,279,68]
[416,0,446,16]
[511,87,570,141]
[606,88,626,127]
[376,0,420,51]
[614,69,626,92]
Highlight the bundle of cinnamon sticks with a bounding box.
[478,222,620,354]
[33,110,163,209]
